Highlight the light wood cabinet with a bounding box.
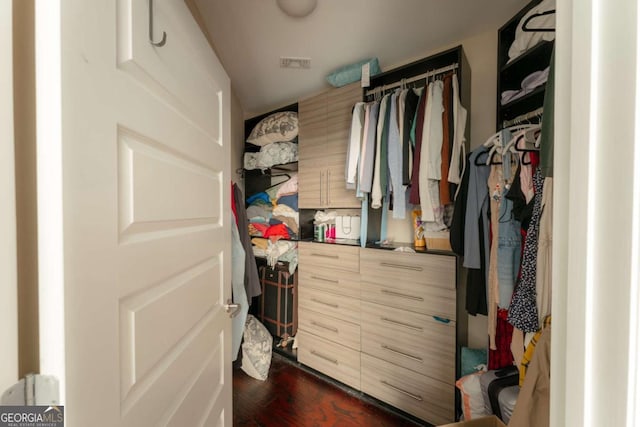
[297,242,361,389]
[359,248,458,425]
[297,243,462,424]
[298,83,361,208]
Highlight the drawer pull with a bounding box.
[311,253,340,259]
[380,380,423,401]
[432,316,451,324]
[381,289,424,301]
[381,317,423,332]
[311,321,339,333]
[380,262,423,272]
[311,275,339,284]
[311,350,338,365]
[381,345,423,362]
[311,298,339,309]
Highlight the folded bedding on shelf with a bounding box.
[243,141,298,170]
[276,193,298,211]
[246,204,272,223]
[271,216,299,235]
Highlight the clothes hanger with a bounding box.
[522,9,556,32]
[264,173,291,190]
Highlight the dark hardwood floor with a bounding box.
[233,353,430,427]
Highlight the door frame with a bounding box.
[552,1,640,426]
[0,0,19,394]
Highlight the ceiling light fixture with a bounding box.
[276,0,318,18]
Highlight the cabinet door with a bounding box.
[298,158,324,208]
[298,92,327,160]
[325,154,360,208]
[298,92,327,208]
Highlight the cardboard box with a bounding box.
[438,415,507,427]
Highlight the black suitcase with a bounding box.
[256,259,298,339]
[479,366,519,422]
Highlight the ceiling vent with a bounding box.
[280,57,311,69]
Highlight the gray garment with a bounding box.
[358,101,380,193]
[463,146,491,270]
[231,217,249,362]
[233,183,262,300]
[387,92,407,219]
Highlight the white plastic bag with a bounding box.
[241,315,273,381]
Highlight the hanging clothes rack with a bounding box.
[502,106,544,128]
[365,62,459,97]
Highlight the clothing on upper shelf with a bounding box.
[243,141,298,170]
[508,0,556,62]
[245,173,299,241]
[501,66,550,105]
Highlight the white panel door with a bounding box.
[36,0,232,425]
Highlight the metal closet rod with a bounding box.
[502,106,544,127]
[365,62,459,97]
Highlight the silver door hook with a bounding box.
[149,0,167,47]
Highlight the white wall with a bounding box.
[0,0,19,393]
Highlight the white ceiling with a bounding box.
[194,0,530,117]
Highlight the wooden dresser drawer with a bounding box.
[298,331,361,390]
[299,242,360,273]
[298,286,360,324]
[360,248,455,290]
[361,353,454,425]
[360,301,455,383]
[299,265,359,298]
[298,308,360,350]
[360,276,456,319]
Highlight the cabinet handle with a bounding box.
[381,344,423,362]
[311,350,338,365]
[311,321,339,333]
[432,316,451,324]
[381,289,424,301]
[311,253,340,259]
[326,169,330,206]
[380,380,423,401]
[311,275,339,284]
[381,317,423,332]
[380,262,423,272]
[311,298,339,308]
[320,170,325,206]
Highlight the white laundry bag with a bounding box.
[241,315,273,381]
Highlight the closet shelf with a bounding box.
[499,89,547,125]
[500,85,546,110]
[500,40,554,74]
[250,235,301,242]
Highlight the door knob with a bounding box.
[224,299,241,318]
